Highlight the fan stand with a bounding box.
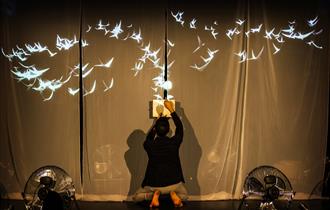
[71,195,80,210]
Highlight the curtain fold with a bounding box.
[0,0,329,201]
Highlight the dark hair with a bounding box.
[155,117,169,137]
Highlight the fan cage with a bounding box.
[242,165,295,200]
[22,165,75,209]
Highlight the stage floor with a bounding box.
[2,199,330,210]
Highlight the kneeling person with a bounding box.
[133,101,187,207]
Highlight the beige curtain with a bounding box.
[0,0,328,201]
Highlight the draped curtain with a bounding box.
[0,0,329,201]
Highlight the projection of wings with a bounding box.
[1,12,324,101]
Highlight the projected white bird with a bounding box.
[109,21,123,39]
[103,78,114,92]
[131,62,144,76]
[226,27,239,40]
[282,30,314,40]
[95,19,110,35]
[56,35,79,50]
[307,16,319,27]
[307,41,323,49]
[171,11,184,26]
[167,40,175,48]
[190,18,197,29]
[235,50,247,63]
[82,40,89,47]
[82,66,94,78]
[25,42,57,57]
[68,87,79,96]
[1,48,15,61]
[86,25,92,33]
[129,28,143,43]
[236,18,245,25]
[190,48,219,71]
[247,47,264,61]
[1,11,325,101]
[33,78,66,101]
[250,24,263,33]
[95,57,114,68]
[1,47,30,61]
[272,43,281,54]
[11,66,49,81]
[264,28,275,40]
[245,24,263,37]
[276,36,285,43]
[205,25,219,39]
[84,80,97,96]
[281,25,295,34]
[314,29,323,35]
[288,20,296,25]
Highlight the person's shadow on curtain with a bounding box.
[175,102,202,197]
[125,102,202,198]
[124,130,148,197]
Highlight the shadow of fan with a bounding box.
[0,182,13,210]
[309,169,330,199]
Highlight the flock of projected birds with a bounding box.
[1,10,323,101]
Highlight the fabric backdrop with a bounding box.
[0,0,329,201]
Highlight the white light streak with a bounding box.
[193,35,205,53]
[103,78,114,92]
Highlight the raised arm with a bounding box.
[164,100,183,142]
[144,121,157,150]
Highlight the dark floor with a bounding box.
[1,199,330,210]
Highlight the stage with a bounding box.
[2,199,330,210]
